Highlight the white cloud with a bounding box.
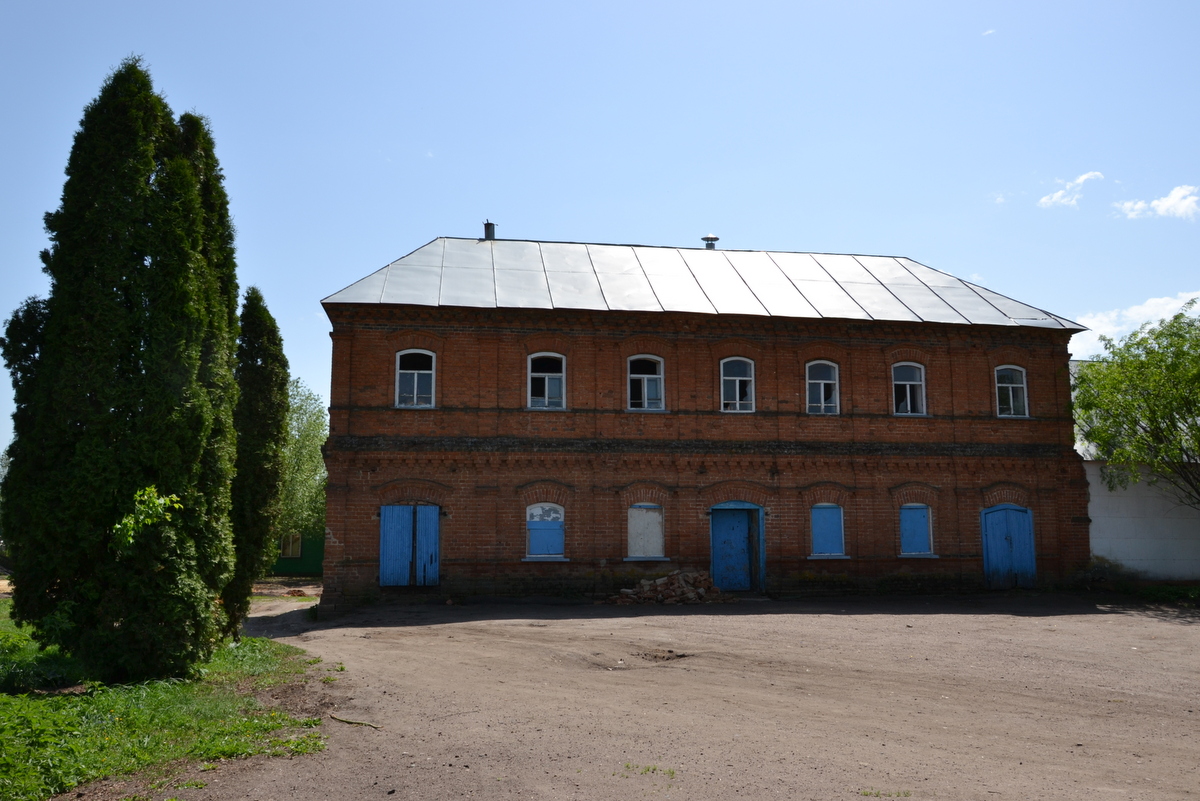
[1038,171,1104,208]
[1070,290,1200,358]
[982,29,995,35]
[992,192,1006,204]
[1115,185,1198,220]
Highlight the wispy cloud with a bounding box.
[1070,290,1200,358]
[1114,185,1198,220]
[1038,171,1104,208]
[991,192,1006,204]
[982,29,995,36]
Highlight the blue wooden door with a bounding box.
[711,509,752,591]
[379,505,440,586]
[981,505,1035,589]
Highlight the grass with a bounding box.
[0,599,323,801]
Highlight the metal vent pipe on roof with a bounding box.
[483,220,496,240]
[702,234,719,250]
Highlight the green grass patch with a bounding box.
[1136,584,1200,606]
[0,599,323,801]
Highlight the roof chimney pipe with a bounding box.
[701,234,719,250]
[483,220,496,241]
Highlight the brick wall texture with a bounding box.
[320,304,1090,606]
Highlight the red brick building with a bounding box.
[318,232,1089,611]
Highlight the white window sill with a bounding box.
[996,415,1032,420]
[394,405,436,410]
[720,409,756,414]
[522,556,569,562]
[624,556,671,562]
[625,408,669,413]
[899,553,939,558]
[525,407,567,412]
[892,413,931,418]
[808,554,850,560]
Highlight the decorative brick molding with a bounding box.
[884,345,933,365]
[373,477,453,506]
[619,335,675,360]
[617,481,671,507]
[711,338,764,362]
[795,341,850,365]
[698,479,775,507]
[385,330,445,354]
[981,481,1032,508]
[888,481,940,507]
[516,479,576,507]
[522,334,573,357]
[986,347,1031,371]
[798,481,853,506]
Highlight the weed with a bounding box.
[176,779,207,788]
[305,657,323,665]
[320,675,338,683]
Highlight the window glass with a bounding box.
[526,503,565,556]
[627,504,664,557]
[529,354,565,409]
[806,361,839,415]
[721,358,755,412]
[996,367,1028,417]
[396,349,435,408]
[892,363,925,415]
[628,357,664,410]
[899,504,932,554]
[811,504,844,555]
[280,532,301,559]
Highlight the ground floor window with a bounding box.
[810,504,845,556]
[280,531,302,558]
[526,503,565,557]
[627,504,665,558]
[900,504,933,554]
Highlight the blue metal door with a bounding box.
[379,505,440,586]
[981,505,1035,589]
[711,509,752,591]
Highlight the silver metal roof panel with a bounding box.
[323,237,1083,331]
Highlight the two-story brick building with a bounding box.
[318,230,1089,611]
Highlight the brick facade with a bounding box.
[319,301,1089,608]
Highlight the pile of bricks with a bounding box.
[606,570,733,605]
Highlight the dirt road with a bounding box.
[87,593,1200,800]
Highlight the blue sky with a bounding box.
[1,1,1197,449]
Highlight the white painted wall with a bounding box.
[1086,461,1200,579]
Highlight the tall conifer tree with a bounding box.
[224,287,289,638]
[0,59,239,680]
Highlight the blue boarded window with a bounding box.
[526,503,565,557]
[899,504,932,554]
[811,504,845,555]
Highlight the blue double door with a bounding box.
[981,504,1035,589]
[710,507,761,592]
[380,504,440,586]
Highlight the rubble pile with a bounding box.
[606,570,733,605]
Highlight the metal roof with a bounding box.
[323,237,1083,330]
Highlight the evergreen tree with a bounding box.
[223,288,289,638]
[0,59,239,680]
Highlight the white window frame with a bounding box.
[995,365,1029,418]
[395,349,436,408]
[527,352,566,410]
[279,531,302,559]
[627,355,665,411]
[720,357,755,413]
[891,362,926,416]
[524,502,568,561]
[805,360,840,415]
[625,503,668,561]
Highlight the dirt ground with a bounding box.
[64,590,1200,801]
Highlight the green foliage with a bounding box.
[0,605,321,801]
[110,487,182,555]
[277,379,328,560]
[223,288,289,638]
[1074,301,1200,510]
[0,58,239,681]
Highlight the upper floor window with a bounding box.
[721,357,755,412]
[806,360,839,415]
[396,350,435,408]
[892,363,925,416]
[995,366,1028,417]
[528,353,565,409]
[628,356,664,410]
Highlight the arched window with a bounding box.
[995,366,1028,417]
[528,353,565,409]
[396,349,435,408]
[810,504,844,556]
[720,357,755,412]
[526,503,565,557]
[628,356,664,410]
[806,360,839,415]
[892,362,925,415]
[627,504,665,558]
[899,504,932,554]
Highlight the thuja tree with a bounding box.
[223,287,289,638]
[0,59,239,680]
[1074,301,1200,510]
